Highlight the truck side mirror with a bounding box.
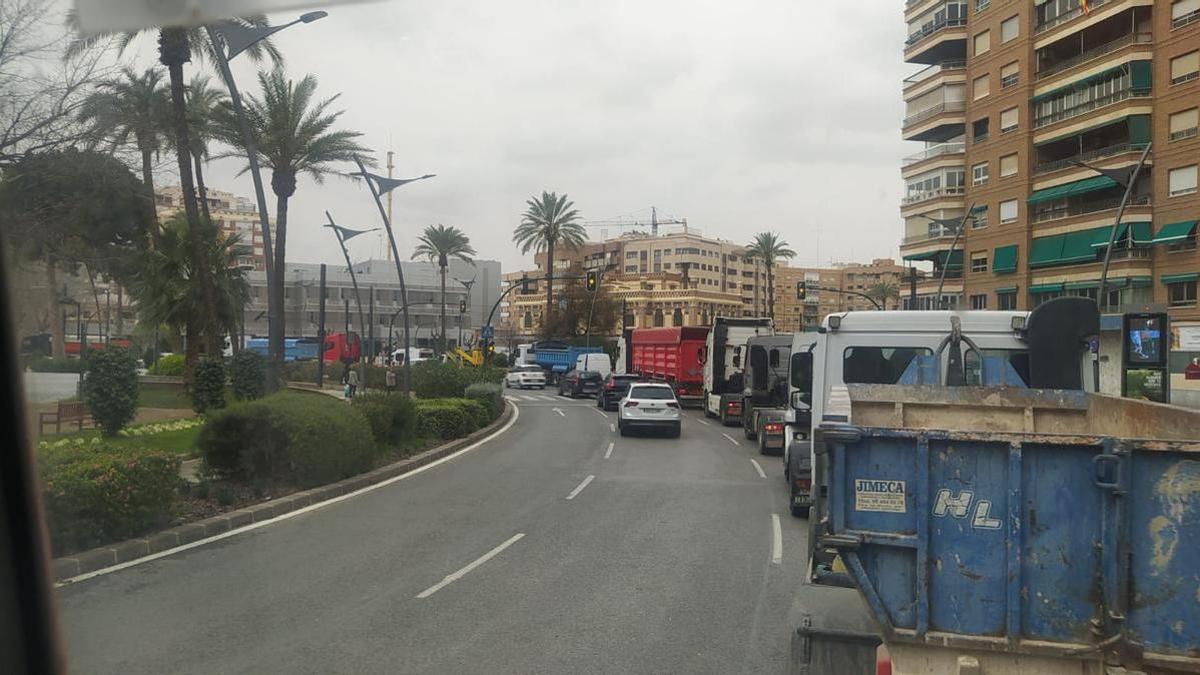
[791,390,811,411]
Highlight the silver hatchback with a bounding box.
[617,383,682,438]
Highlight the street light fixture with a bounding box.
[324,211,378,362]
[352,154,435,394]
[453,276,476,350]
[206,12,327,389]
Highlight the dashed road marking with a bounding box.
[771,515,783,565]
[610,423,616,432]
[552,408,566,418]
[566,475,595,500]
[604,442,614,459]
[416,533,525,599]
[722,433,741,446]
[750,458,767,479]
[696,419,710,426]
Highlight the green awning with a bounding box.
[1150,220,1198,245]
[1060,229,1104,263]
[1128,276,1153,288]
[1129,114,1151,145]
[1029,283,1065,293]
[944,250,964,270]
[1162,273,1200,284]
[1128,222,1154,245]
[1089,224,1126,249]
[970,204,987,213]
[1031,63,1129,103]
[995,286,1018,294]
[1131,60,1152,90]
[1029,235,1066,268]
[993,244,1019,274]
[1065,280,1098,291]
[903,250,942,262]
[902,249,963,269]
[1027,175,1119,204]
[1035,115,1138,147]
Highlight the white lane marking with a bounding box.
[696,418,710,426]
[610,423,616,432]
[771,514,783,565]
[416,533,525,599]
[565,474,595,500]
[505,396,519,403]
[541,395,558,402]
[750,458,767,479]
[604,442,614,459]
[57,405,522,587]
[593,408,609,418]
[722,433,741,446]
[552,407,566,417]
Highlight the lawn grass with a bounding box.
[39,421,204,457]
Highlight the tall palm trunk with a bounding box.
[139,145,158,248]
[439,258,447,354]
[47,259,64,359]
[544,240,555,337]
[115,286,124,336]
[194,153,212,223]
[271,170,296,357]
[766,261,775,320]
[159,27,218,363]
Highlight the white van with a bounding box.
[575,352,611,378]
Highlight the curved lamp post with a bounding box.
[324,211,378,361]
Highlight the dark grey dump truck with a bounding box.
[740,335,793,455]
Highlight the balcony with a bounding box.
[902,185,966,206]
[1035,0,1111,35]
[905,15,968,65]
[903,101,966,142]
[1034,141,1148,174]
[901,141,965,168]
[1032,193,1151,223]
[906,16,966,47]
[902,229,960,246]
[1033,86,1151,129]
[1036,32,1152,81]
[903,60,967,93]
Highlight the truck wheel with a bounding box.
[790,503,810,519]
[758,434,769,456]
[719,408,728,426]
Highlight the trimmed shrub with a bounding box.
[39,445,181,554]
[464,382,503,420]
[150,353,185,376]
[198,391,376,488]
[411,361,505,399]
[27,356,84,373]
[82,348,138,436]
[417,397,490,432]
[351,392,417,445]
[230,350,265,401]
[414,403,471,440]
[192,357,227,414]
[489,352,509,368]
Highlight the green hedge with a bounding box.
[191,357,227,414]
[82,348,139,436]
[231,350,265,401]
[198,391,377,488]
[27,356,84,373]
[39,445,181,554]
[464,382,503,420]
[351,392,417,445]
[411,361,504,398]
[150,354,185,376]
[414,403,472,440]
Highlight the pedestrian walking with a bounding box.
[385,367,397,393]
[347,366,360,398]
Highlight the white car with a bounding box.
[505,364,546,389]
[617,383,681,438]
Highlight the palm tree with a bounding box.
[513,192,585,336]
[185,76,227,223]
[212,67,369,352]
[412,225,476,354]
[78,67,170,234]
[69,16,280,362]
[129,213,249,350]
[867,281,900,310]
[744,231,796,321]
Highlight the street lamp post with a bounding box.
[453,276,476,350]
[323,211,378,362]
[916,208,975,309]
[351,154,435,394]
[207,12,327,390]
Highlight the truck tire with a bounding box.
[744,411,756,440]
[758,433,769,456]
[790,502,810,519]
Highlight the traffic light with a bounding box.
[797,281,807,301]
[459,299,467,314]
[520,276,531,294]
[486,342,495,354]
[585,270,599,292]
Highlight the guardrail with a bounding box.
[1035,32,1151,81]
[901,142,965,167]
[905,17,967,47]
[903,100,966,128]
[903,60,967,89]
[902,186,966,205]
[1033,87,1151,129]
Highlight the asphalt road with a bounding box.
[55,391,868,674]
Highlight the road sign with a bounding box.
[481,325,494,339]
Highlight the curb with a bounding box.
[52,400,516,583]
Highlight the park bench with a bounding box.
[39,401,92,435]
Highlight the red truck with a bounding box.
[622,326,710,404]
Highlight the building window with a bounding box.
[1170,50,1199,85]
[1000,107,1018,133]
[1168,280,1198,306]
[1000,15,1019,42]
[975,0,990,11]
[1031,290,1063,307]
[997,291,1017,310]
[970,253,988,273]
[972,117,989,142]
[1174,0,1200,28]
[999,199,1018,224]
[972,207,989,229]
[973,73,990,100]
[1000,61,1019,88]
[1169,108,1199,141]
[999,153,1018,177]
[972,162,988,185]
[1169,231,1198,252]
[974,30,990,56]
[970,294,988,310]
[1169,165,1198,196]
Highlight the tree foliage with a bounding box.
[82,347,139,436]
[744,231,796,319]
[542,281,620,338]
[191,356,226,413]
[412,224,475,352]
[513,191,585,335]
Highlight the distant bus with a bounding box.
[245,332,361,363]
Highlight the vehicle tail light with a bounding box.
[875,645,891,675]
[677,387,687,396]
[666,401,679,408]
[795,477,811,491]
[605,381,615,389]
[727,401,741,410]
[624,401,638,407]
[765,423,783,433]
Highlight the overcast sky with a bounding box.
[112,0,911,274]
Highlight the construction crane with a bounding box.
[582,207,688,241]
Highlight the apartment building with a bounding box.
[773,259,915,333]
[156,186,266,271]
[900,0,1200,321]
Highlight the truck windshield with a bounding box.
[842,347,933,384]
[964,349,1031,386]
[790,352,813,406]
